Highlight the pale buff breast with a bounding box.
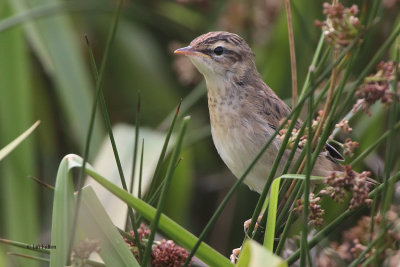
[208,91,285,193]
[208,95,339,193]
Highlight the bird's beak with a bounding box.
[174,46,205,57]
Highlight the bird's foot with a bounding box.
[243,215,263,238]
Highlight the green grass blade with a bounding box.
[375,47,400,264]
[247,34,326,240]
[300,86,314,267]
[0,238,104,266]
[278,174,326,180]
[50,156,76,267]
[10,0,104,149]
[286,171,400,264]
[0,121,40,161]
[145,101,182,202]
[69,1,126,262]
[124,93,141,257]
[129,93,141,195]
[336,21,400,121]
[365,0,381,26]
[0,238,49,254]
[350,121,400,166]
[142,116,190,267]
[264,178,280,251]
[348,234,381,267]
[85,125,171,228]
[78,187,139,267]
[92,1,127,192]
[164,149,193,223]
[50,155,140,267]
[7,253,49,263]
[246,97,305,239]
[64,154,233,267]
[185,87,314,264]
[158,82,206,130]
[0,2,108,34]
[142,156,187,210]
[67,34,102,262]
[138,139,144,199]
[84,3,141,242]
[0,4,39,266]
[381,50,399,212]
[264,175,325,252]
[0,2,70,33]
[237,240,287,267]
[275,182,303,256]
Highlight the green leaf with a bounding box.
[0,238,105,266]
[0,3,39,266]
[50,155,76,267]
[264,174,325,251]
[78,187,139,267]
[164,148,193,223]
[50,155,139,266]
[264,178,280,251]
[65,154,233,267]
[142,116,190,267]
[0,121,40,161]
[279,174,326,181]
[237,240,287,267]
[85,124,175,229]
[9,0,104,149]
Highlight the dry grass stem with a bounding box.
[285,0,298,107]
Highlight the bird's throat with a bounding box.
[205,76,247,132]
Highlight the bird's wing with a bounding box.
[325,142,344,161]
[259,84,344,161]
[259,85,302,129]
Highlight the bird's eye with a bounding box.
[214,46,224,55]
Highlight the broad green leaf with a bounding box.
[9,0,104,149]
[50,155,139,266]
[65,154,233,267]
[50,155,76,267]
[0,3,39,266]
[237,240,287,267]
[78,187,139,266]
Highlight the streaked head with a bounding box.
[174,31,256,79]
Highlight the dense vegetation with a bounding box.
[0,0,399,266]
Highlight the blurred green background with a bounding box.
[1,0,399,266]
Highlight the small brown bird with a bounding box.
[175,31,343,193]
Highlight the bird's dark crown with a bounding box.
[189,31,254,63]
